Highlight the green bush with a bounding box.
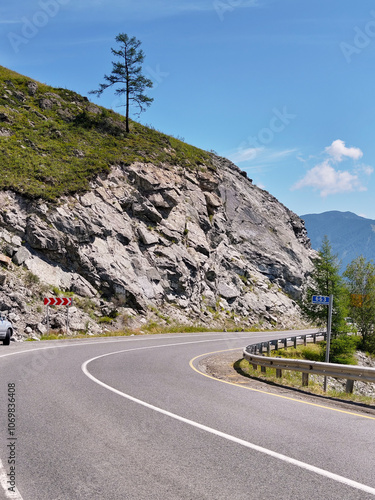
[25,271,40,286]
[300,346,322,361]
[271,344,322,361]
[98,316,113,324]
[362,334,375,355]
[320,335,360,365]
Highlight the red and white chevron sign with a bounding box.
[44,297,72,306]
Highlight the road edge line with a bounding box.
[82,351,375,497]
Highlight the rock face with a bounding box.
[0,155,315,337]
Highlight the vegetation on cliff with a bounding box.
[0,66,212,201]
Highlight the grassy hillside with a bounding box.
[0,66,213,201]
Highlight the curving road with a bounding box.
[0,330,374,500]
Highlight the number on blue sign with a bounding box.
[312,295,329,304]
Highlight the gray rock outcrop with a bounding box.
[0,156,315,337]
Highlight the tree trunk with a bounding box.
[126,89,129,133]
[124,45,130,134]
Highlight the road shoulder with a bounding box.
[198,349,375,418]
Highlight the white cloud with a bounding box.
[228,147,265,163]
[325,139,363,162]
[228,147,297,165]
[293,139,371,197]
[356,164,374,176]
[292,159,365,197]
[255,181,266,190]
[265,148,298,160]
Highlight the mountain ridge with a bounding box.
[301,210,375,271]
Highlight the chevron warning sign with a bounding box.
[44,297,73,306]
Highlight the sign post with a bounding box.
[44,297,73,335]
[311,295,333,391]
[46,305,49,335]
[66,298,73,335]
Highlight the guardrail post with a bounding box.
[346,379,354,394]
[302,373,309,387]
[267,342,270,355]
[243,335,375,390]
[259,343,263,355]
[284,338,288,349]
[303,335,307,346]
[294,337,297,348]
[261,366,266,373]
[275,339,279,350]
[313,334,317,343]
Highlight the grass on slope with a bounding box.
[0,66,213,201]
[236,357,375,405]
[236,343,375,405]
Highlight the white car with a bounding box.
[0,316,13,345]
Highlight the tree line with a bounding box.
[302,235,375,354]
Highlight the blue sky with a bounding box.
[2,0,375,218]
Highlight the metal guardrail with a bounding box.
[243,332,375,393]
[245,332,327,355]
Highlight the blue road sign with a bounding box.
[312,295,330,305]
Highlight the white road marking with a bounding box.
[0,329,321,499]
[82,347,375,497]
[0,331,256,360]
[0,332,257,499]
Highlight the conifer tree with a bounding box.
[90,33,153,133]
[302,235,347,334]
[344,255,375,352]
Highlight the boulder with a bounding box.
[138,227,159,246]
[0,254,11,268]
[13,247,31,266]
[39,98,54,110]
[204,192,223,209]
[27,81,38,96]
[217,282,240,300]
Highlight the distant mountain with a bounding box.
[301,211,375,271]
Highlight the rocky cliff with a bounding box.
[0,67,315,338]
[0,158,315,337]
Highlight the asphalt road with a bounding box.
[0,330,374,500]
